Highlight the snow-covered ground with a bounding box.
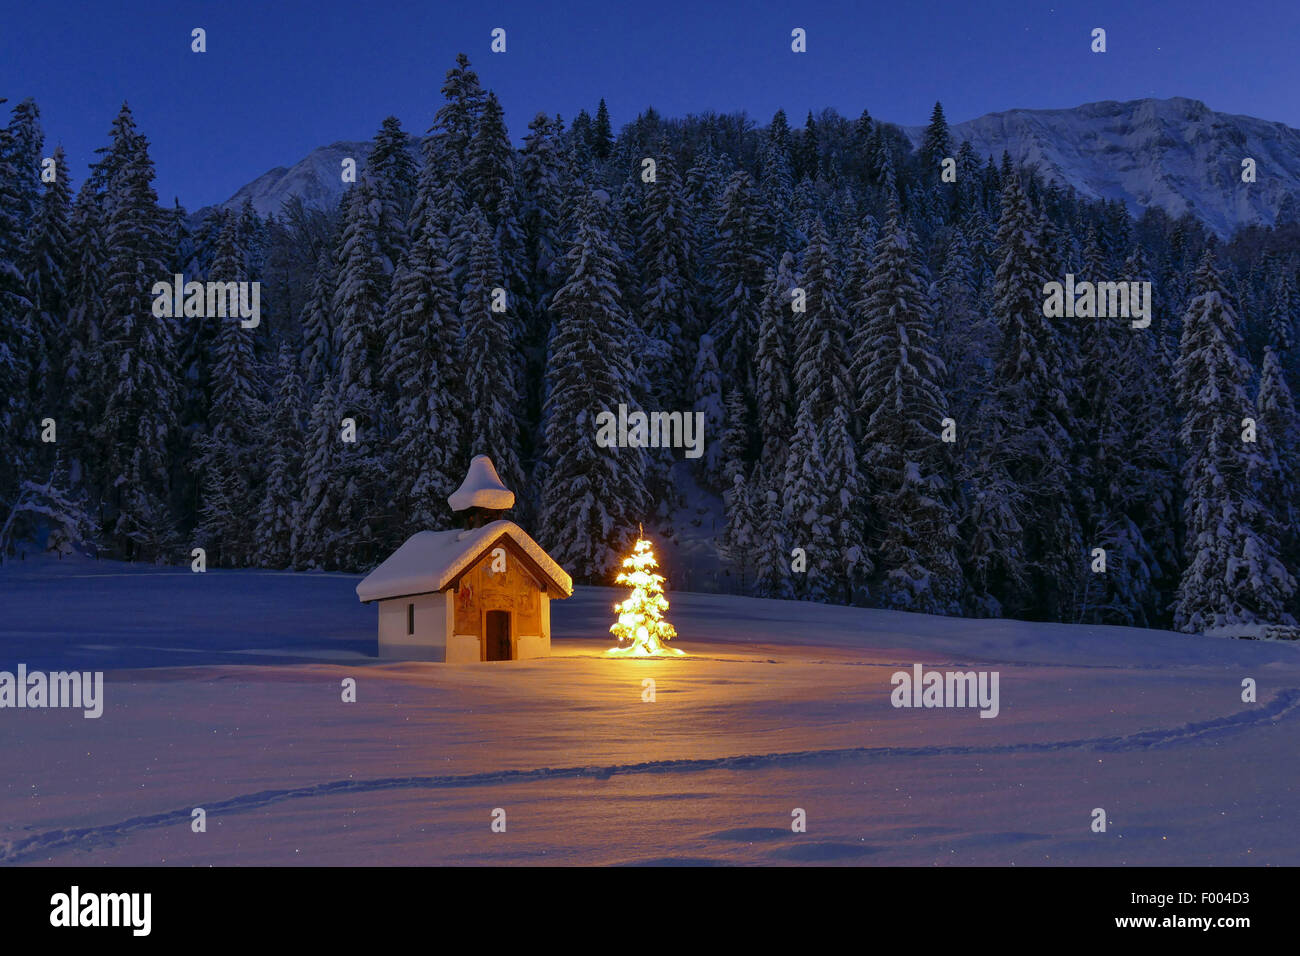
[2,555,1297,866]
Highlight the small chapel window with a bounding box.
[407,603,415,635]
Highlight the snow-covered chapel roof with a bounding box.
[448,455,515,511]
[356,520,573,603]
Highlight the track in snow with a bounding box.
[4,687,1297,865]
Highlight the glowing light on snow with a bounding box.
[606,532,684,657]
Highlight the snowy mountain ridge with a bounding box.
[902,96,1300,237]
[216,137,420,219]
[214,97,1300,238]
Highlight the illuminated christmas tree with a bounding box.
[607,532,684,656]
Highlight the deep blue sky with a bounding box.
[2,0,1296,210]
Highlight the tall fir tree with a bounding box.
[93,105,180,560]
[255,344,305,568]
[459,205,523,493]
[638,142,697,401]
[854,199,961,613]
[384,223,463,531]
[987,174,1081,619]
[1174,253,1295,631]
[538,193,648,581]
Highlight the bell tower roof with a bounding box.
[448,454,515,512]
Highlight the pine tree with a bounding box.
[754,252,797,477]
[384,224,463,531]
[1076,245,1176,625]
[1175,253,1295,631]
[711,170,768,389]
[607,535,682,656]
[60,176,108,489]
[293,384,341,569]
[300,249,336,390]
[93,105,180,560]
[782,402,830,600]
[793,217,852,426]
[753,475,793,599]
[466,91,524,282]
[330,179,390,567]
[639,142,696,399]
[196,212,262,565]
[919,101,953,176]
[460,205,523,492]
[691,333,725,488]
[720,386,750,487]
[721,468,756,593]
[518,112,567,320]
[1258,345,1300,610]
[592,98,614,160]
[22,145,71,414]
[366,115,417,270]
[0,98,42,510]
[332,178,386,401]
[431,53,485,171]
[854,199,961,613]
[255,344,304,568]
[987,173,1081,618]
[539,193,648,581]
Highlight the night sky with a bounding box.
[2,0,1295,209]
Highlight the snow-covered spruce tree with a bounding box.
[365,115,417,269]
[383,223,463,533]
[430,53,486,174]
[60,176,108,492]
[792,217,862,600]
[0,98,42,510]
[1174,253,1295,631]
[1267,271,1299,396]
[255,344,304,569]
[1075,244,1176,625]
[332,178,386,401]
[918,101,952,182]
[93,105,180,561]
[330,178,390,568]
[987,173,1081,619]
[300,249,336,390]
[757,137,795,255]
[292,383,341,569]
[1257,345,1300,612]
[518,112,567,326]
[686,139,726,242]
[721,468,756,594]
[691,333,725,489]
[854,198,961,614]
[538,192,648,582]
[466,92,524,277]
[782,402,831,601]
[1121,246,1181,619]
[459,204,524,494]
[955,430,1028,617]
[591,98,614,161]
[638,142,696,402]
[754,251,797,480]
[711,170,769,392]
[196,212,263,565]
[412,136,468,261]
[720,386,750,488]
[929,226,994,412]
[22,145,70,410]
[753,473,793,599]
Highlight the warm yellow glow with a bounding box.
[606,534,684,657]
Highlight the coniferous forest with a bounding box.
[3,54,1299,633]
